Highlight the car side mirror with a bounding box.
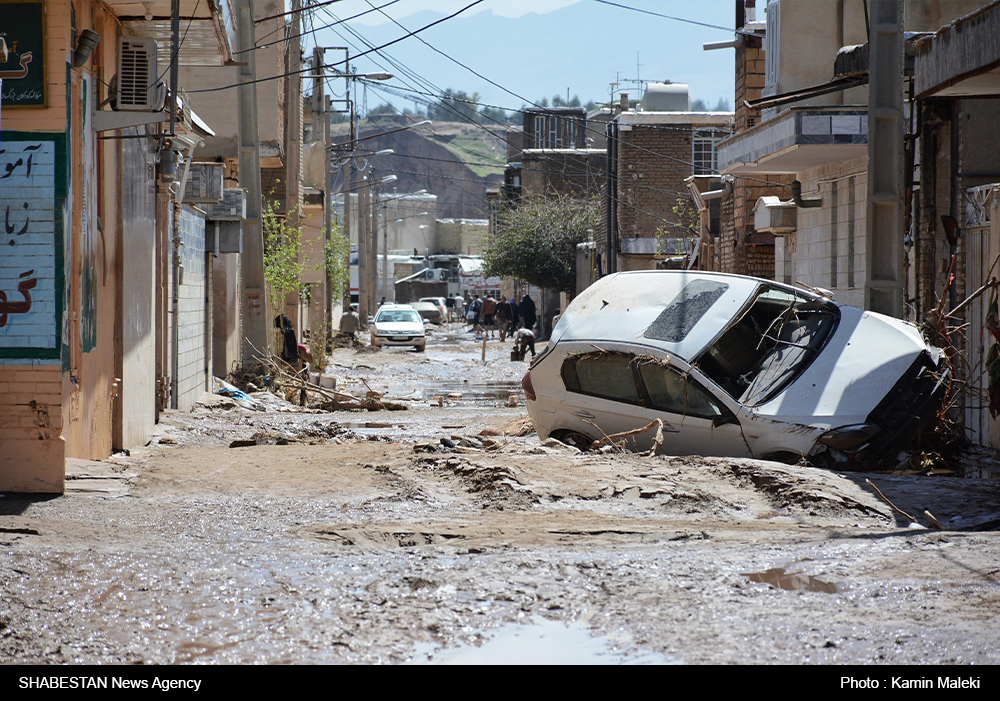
[713,412,740,428]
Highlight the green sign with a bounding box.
[0,1,46,108]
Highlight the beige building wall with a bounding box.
[0,3,122,491]
[774,157,868,309]
[437,219,488,256]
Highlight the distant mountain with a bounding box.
[316,1,735,118]
[331,116,504,219]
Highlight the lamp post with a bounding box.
[328,110,431,324]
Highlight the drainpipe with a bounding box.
[170,180,181,410]
[790,179,822,208]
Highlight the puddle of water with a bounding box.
[742,564,838,593]
[408,617,681,665]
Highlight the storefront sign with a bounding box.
[0,1,46,108]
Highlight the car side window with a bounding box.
[561,352,643,406]
[635,359,724,419]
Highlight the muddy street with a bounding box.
[2,333,1000,665]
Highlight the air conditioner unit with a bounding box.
[206,188,246,221]
[184,163,225,203]
[115,37,165,111]
[424,268,445,281]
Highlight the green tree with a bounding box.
[262,195,350,315]
[483,194,599,294]
[262,197,305,313]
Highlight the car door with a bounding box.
[558,350,649,441]
[632,357,752,458]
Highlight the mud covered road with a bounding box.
[2,332,1000,665]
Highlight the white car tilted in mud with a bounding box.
[522,271,949,466]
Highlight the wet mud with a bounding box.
[2,331,1000,664]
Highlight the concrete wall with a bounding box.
[173,206,209,411]
[776,157,868,308]
[183,0,285,160]
[437,219,488,256]
[212,252,241,380]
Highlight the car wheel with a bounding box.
[552,430,593,451]
[414,344,425,352]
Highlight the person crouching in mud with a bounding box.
[513,327,535,359]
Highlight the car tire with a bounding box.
[414,344,425,352]
[552,430,593,451]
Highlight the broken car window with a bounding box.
[644,279,730,343]
[561,352,644,406]
[695,287,839,406]
[562,351,727,419]
[636,358,724,419]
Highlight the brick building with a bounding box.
[602,85,732,272]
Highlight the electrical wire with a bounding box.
[188,2,483,94]
[592,0,733,32]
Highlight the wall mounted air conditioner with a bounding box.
[184,163,225,203]
[206,189,247,221]
[424,268,446,281]
[114,37,165,111]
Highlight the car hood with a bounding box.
[752,306,936,428]
[373,322,423,334]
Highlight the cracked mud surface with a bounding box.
[2,340,1000,664]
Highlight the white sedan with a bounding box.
[370,304,426,352]
[522,271,949,467]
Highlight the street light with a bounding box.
[332,118,432,325]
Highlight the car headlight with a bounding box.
[817,423,880,451]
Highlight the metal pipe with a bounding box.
[790,179,822,208]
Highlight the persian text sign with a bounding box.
[0,1,46,107]
[1,138,61,357]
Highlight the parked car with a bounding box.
[522,270,949,467]
[410,301,445,325]
[370,304,426,352]
[420,297,448,320]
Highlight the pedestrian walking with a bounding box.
[520,293,536,332]
[496,296,512,341]
[481,295,497,338]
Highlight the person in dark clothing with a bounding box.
[509,297,520,329]
[496,297,512,341]
[274,314,299,364]
[470,295,482,328]
[274,314,308,405]
[520,294,536,332]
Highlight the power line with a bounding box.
[188,2,483,93]
[592,0,733,32]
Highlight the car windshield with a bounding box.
[694,286,838,406]
[376,310,421,324]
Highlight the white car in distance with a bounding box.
[370,304,426,352]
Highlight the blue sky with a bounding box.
[299,0,738,116]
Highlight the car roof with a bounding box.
[551,270,794,360]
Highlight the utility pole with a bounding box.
[286,0,303,331]
[370,181,380,312]
[236,0,268,364]
[343,55,354,313]
[312,46,331,328]
[358,172,369,324]
[865,0,905,317]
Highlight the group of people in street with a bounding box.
[446,292,538,357]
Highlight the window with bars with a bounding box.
[692,131,723,175]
